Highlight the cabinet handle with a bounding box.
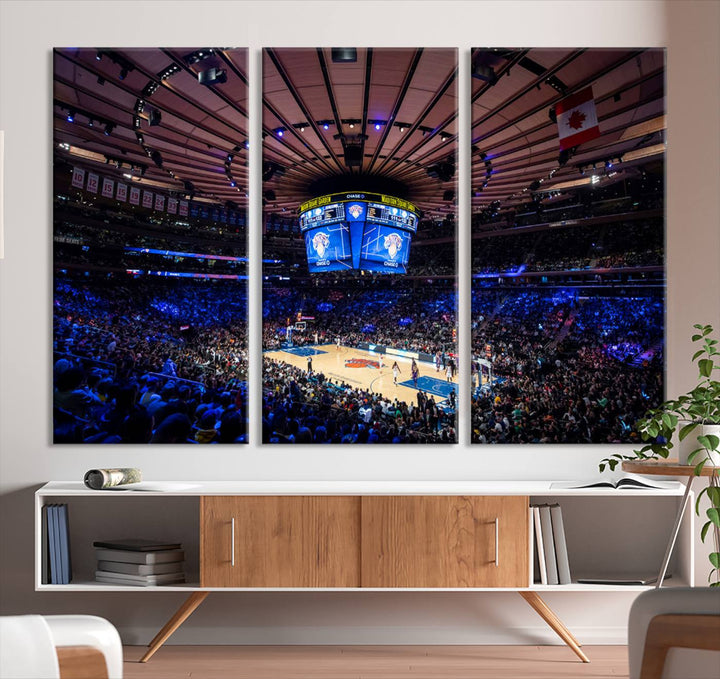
[494,517,499,567]
[231,517,235,567]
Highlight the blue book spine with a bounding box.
[48,505,59,585]
[58,504,71,584]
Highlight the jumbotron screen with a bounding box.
[299,192,419,274]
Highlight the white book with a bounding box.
[550,504,572,585]
[94,570,185,586]
[94,548,184,564]
[532,506,547,585]
[539,505,559,585]
[97,560,184,576]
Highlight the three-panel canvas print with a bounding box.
[52,47,665,445]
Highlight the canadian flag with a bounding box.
[555,87,600,150]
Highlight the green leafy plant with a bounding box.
[600,324,720,586]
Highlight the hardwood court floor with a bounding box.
[123,645,629,678]
[264,344,459,408]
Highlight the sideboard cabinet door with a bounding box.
[200,496,361,587]
[361,496,529,588]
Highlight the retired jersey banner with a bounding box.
[101,177,114,198]
[154,194,165,212]
[167,197,178,214]
[129,186,140,205]
[179,200,188,216]
[86,172,99,194]
[555,87,600,150]
[116,182,127,202]
[71,167,85,189]
[142,190,153,209]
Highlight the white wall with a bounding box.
[1,0,718,646]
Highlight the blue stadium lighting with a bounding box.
[67,111,75,123]
[244,140,250,149]
[230,181,236,187]
[125,246,248,263]
[276,128,284,137]
[374,123,381,131]
[323,123,329,130]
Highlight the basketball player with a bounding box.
[411,359,419,387]
[392,361,401,386]
[446,363,453,383]
[336,336,341,351]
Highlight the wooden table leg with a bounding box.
[139,591,210,663]
[518,591,590,663]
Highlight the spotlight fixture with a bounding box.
[331,48,357,63]
[104,122,115,136]
[95,51,102,61]
[88,119,94,127]
[66,110,75,123]
[244,140,250,149]
[119,68,128,80]
[148,109,162,126]
[198,67,227,85]
[375,123,381,131]
[97,76,105,86]
[274,127,285,137]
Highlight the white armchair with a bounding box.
[628,587,720,679]
[0,615,122,679]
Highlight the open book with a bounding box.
[550,473,679,491]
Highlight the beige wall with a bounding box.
[0,0,718,645]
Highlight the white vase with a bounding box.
[678,423,720,466]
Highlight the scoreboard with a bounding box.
[299,192,419,274]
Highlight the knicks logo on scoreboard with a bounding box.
[344,358,380,369]
[348,204,364,219]
[312,231,330,258]
[383,232,403,259]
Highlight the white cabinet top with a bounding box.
[36,480,685,497]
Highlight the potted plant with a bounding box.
[600,324,720,586]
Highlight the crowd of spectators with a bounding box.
[471,290,664,443]
[53,276,248,444]
[263,283,456,358]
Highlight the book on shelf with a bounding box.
[549,504,571,585]
[97,560,184,576]
[550,473,678,491]
[41,504,50,584]
[92,538,182,552]
[48,505,59,585]
[577,573,668,586]
[94,570,185,586]
[532,506,547,585]
[538,505,559,585]
[94,547,184,565]
[58,504,72,584]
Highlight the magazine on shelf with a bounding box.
[93,538,181,552]
[97,560,184,576]
[94,548,185,565]
[550,472,679,491]
[94,570,185,586]
[532,506,547,585]
[550,504,572,585]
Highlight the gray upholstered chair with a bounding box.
[628,587,720,679]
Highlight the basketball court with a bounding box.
[263,344,458,408]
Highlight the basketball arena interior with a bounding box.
[52,47,665,446]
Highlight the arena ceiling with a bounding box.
[53,47,665,224]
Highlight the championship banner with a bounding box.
[154,194,165,211]
[167,197,178,214]
[71,167,85,189]
[179,200,188,216]
[129,186,141,205]
[116,182,127,202]
[86,172,99,194]
[555,87,600,150]
[101,177,114,198]
[142,190,153,209]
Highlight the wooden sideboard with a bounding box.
[35,481,692,664]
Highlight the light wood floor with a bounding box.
[264,344,460,407]
[123,645,630,678]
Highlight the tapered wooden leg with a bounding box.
[139,591,210,663]
[518,591,590,663]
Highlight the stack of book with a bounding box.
[531,503,571,586]
[93,539,185,586]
